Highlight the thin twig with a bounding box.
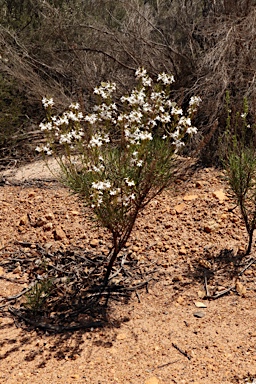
[204,271,210,297]
[172,343,191,360]
[147,360,179,372]
[208,287,233,300]
[0,281,37,303]
[238,258,255,276]
[0,276,27,284]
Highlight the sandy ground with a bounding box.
[0,161,256,384]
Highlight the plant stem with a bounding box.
[246,229,254,255]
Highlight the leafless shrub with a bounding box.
[1,0,256,165]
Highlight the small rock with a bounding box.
[54,227,66,241]
[176,296,185,304]
[0,266,5,275]
[45,212,54,221]
[144,377,160,384]
[220,213,228,221]
[212,189,227,202]
[183,194,198,201]
[179,246,187,255]
[172,275,183,282]
[235,281,246,296]
[194,301,207,308]
[19,214,29,226]
[116,332,128,340]
[174,203,186,214]
[70,210,79,216]
[193,311,205,318]
[44,242,53,251]
[43,222,53,231]
[13,264,22,274]
[197,290,205,299]
[195,180,203,188]
[204,221,219,233]
[90,239,99,248]
[35,218,47,227]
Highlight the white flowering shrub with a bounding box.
[37,68,200,284]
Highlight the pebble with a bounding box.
[19,214,29,226]
[204,220,219,233]
[212,189,227,202]
[183,194,198,201]
[235,281,246,296]
[145,377,160,384]
[44,212,54,220]
[116,332,128,341]
[194,301,207,308]
[54,226,66,240]
[13,264,22,274]
[197,290,205,299]
[179,246,187,255]
[193,311,205,318]
[174,203,186,214]
[90,239,99,248]
[43,222,53,231]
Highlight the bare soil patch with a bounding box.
[0,161,255,384]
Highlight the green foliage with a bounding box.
[24,279,54,314]
[223,92,256,254]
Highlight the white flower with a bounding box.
[142,76,152,87]
[138,131,153,141]
[39,121,53,131]
[92,180,111,190]
[125,178,135,187]
[59,133,72,144]
[42,97,54,108]
[179,116,191,126]
[136,160,143,167]
[121,88,146,106]
[186,127,198,135]
[142,103,153,113]
[89,133,110,148]
[94,82,116,99]
[157,73,175,85]
[69,102,80,110]
[171,107,183,116]
[66,111,79,121]
[135,67,147,78]
[55,115,69,126]
[84,114,99,124]
[173,140,185,153]
[151,91,163,101]
[241,113,247,118]
[156,113,171,123]
[170,129,180,140]
[189,96,202,107]
[37,144,52,155]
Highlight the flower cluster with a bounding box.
[37,67,200,214]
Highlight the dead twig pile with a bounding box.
[0,242,156,332]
